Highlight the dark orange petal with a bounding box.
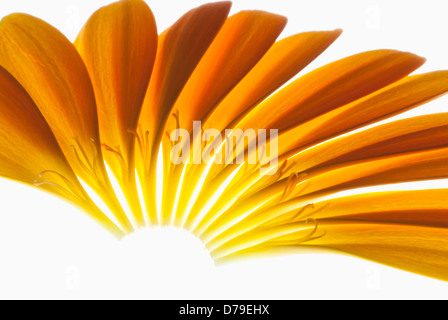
[238,50,425,132]
[277,71,448,156]
[287,113,448,175]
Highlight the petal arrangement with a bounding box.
[0,0,448,281]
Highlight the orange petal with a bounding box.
[304,222,448,281]
[0,13,133,232]
[230,111,448,206]
[0,66,76,192]
[205,29,342,132]
[75,0,157,168]
[213,221,448,281]
[139,1,231,159]
[172,10,287,132]
[287,113,448,175]
[137,1,232,224]
[200,111,448,238]
[304,189,448,226]
[0,66,123,238]
[75,0,158,227]
[289,147,448,199]
[160,10,287,225]
[238,50,425,132]
[241,113,448,205]
[246,189,448,235]
[203,140,448,249]
[277,71,448,156]
[0,14,99,183]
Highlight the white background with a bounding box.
[1,0,448,299]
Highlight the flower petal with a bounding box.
[75,0,157,166]
[276,71,448,156]
[139,1,232,158]
[237,50,425,132]
[241,189,448,236]
[287,113,448,175]
[0,13,133,233]
[221,114,448,220]
[214,221,448,281]
[205,29,342,132]
[137,1,232,224]
[196,111,448,239]
[0,14,99,183]
[0,66,123,237]
[304,189,448,226]
[162,11,287,226]
[288,147,448,199]
[75,0,158,227]
[210,191,448,280]
[206,132,448,242]
[175,30,342,229]
[304,222,448,281]
[172,10,288,132]
[0,66,75,192]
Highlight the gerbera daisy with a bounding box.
[0,0,447,282]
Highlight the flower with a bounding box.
[0,0,448,281]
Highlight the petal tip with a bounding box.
[333,28,343,36]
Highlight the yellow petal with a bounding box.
[75,0,158,227]
[225,112,448,213]
[0,13,133,233]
